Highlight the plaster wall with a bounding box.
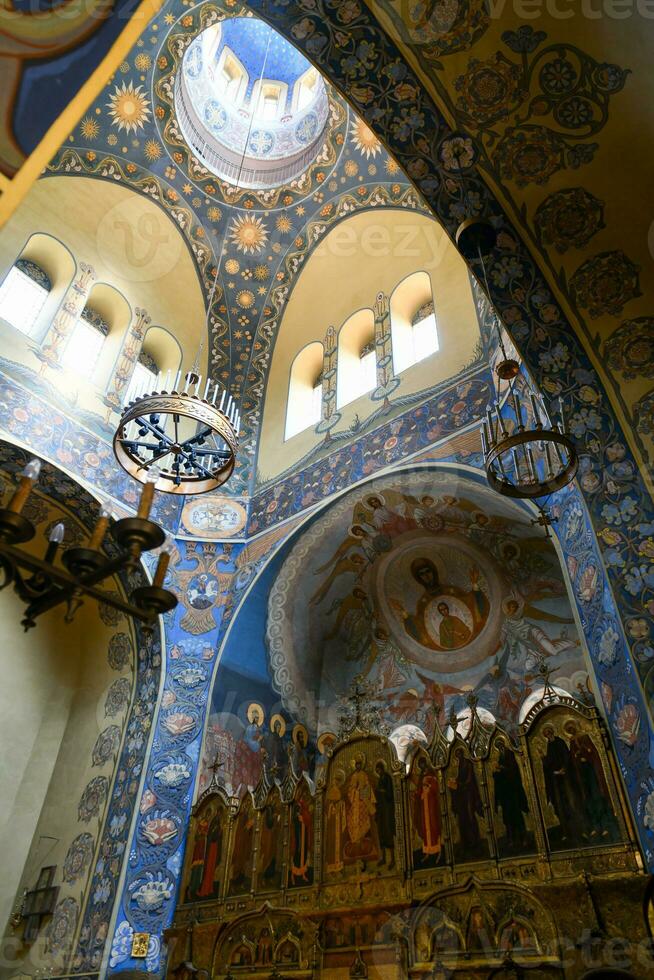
[0,588,83,939]
[258,211,481,482]
[0,177,208,427]
[0,481,135,976]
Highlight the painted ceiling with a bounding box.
[34,1,448,504]
[365,0,654,473]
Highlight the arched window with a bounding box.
[411,300,439,362]
[125,350,158,404]
[391,271,439,374]
[294,67,319,111]
[337,309,376,409]
[219,51,247,102]
[61,305,108,374]
[0,259,51,337]
[253,80,288,121]
[285,342,324,440]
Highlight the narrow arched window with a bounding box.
[411,300,439,363]
[286,342,324,439]
[294,67,319,111]
[257,82,284,121]
[337,309,376,409]
[0,260,51,337]
[125,350,158,404]
[62,305,108,374]
[391,271,438,374]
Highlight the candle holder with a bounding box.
[481,387,578,499]
[113,376,240,495]
[0,460,177,630]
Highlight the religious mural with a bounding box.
[264,471,586,742]
[174,692,644,978]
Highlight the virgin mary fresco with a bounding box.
[390,557,489,651]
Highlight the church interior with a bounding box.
[0,1,653,978]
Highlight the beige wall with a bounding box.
[258,210,481,483]
[0,479,135,976]
[0,176,207,423]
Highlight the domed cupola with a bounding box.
[175,17,330,189]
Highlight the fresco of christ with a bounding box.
[390,557,489,651]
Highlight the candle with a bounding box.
[212,384,218,405]
[512,391,523,430]
[173,370,181,392]
[153,550,170,588]
[480,423,488,456]
[45,522,65,564]
[137,468,160,520]
[219,391,226,412]
[164,370,171,391]
[203,377,211,400]
[8,458,41,514]
[89,504,112,550]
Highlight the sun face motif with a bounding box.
[144,139,162,162]
[276,214,292,234]
[107,82,151,134]
[80,116,99,140]
[350,119,382,159]
[229,215,269,255]
[236,290,255,309]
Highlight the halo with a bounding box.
[317,731,337,755]
[351,751,366,769]
[270,713,287,736]
[502,594,524,617]
[247,702,265,724]
[499,539,521,561]
[292,723,309,746]
[365,492,386,508]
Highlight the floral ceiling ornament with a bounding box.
[77,776,109,823]
[534,187,606,253]
[570,250,642,319]
[349,118,382,158]
[456,27,628,187]
[107,81,152,134]
[63,833,95,884]
[229,214,270,255]
[604,317,654,381]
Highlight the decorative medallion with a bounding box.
[534,187,605,253]
[570,251,642,319]
[604,318,654,380]
[181,496,247,538]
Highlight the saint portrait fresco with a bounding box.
[532,713,620,851]
[228,795,255,896]
[323,743,399,878]
[264,472,587,738]
[488,738,535,858]
[184,796,228,902]
[446,746,488,863]
[257,792,284,891]
[409,753,443,869]
[289,783,314,887]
